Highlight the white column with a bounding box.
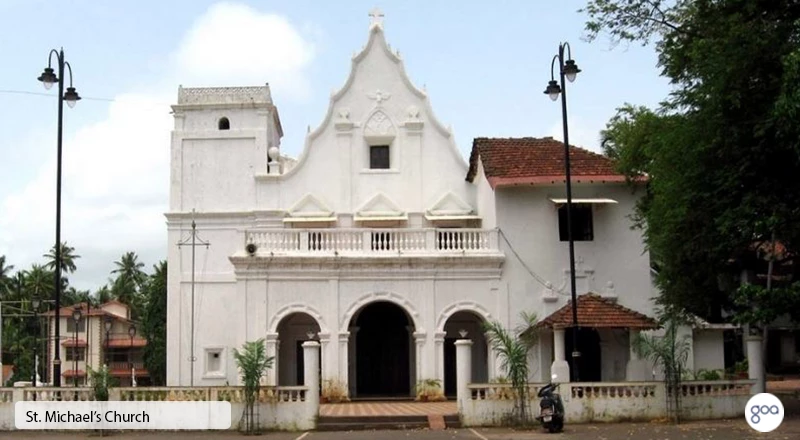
[455,339,473,411]
[626,329,648,381]
[265,333,279,386]
[414,332,426,388]
[746,334,765,394]
[434,332,446,381]
[338,332,349,385]
[551,328,571,383]
[319,332,330,384]
[302,341,320,411]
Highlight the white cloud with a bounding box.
[0,2,316,291]
[174,2,315,100]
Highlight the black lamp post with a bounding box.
[545,42,582,382]
[128,324,136,385]
[38,48,81,387]
[71,306,82,387]
[31,299,41,389]
[104,316,113,367]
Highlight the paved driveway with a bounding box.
[2,418,799,440]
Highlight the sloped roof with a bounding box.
[466,137,637,188]
[536,293,658,329]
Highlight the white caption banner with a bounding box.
[16,401,231,430]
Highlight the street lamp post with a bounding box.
[128,324,136,386]
[31,299,41,389]
[71,307,82,387]
[544,42,582,382]
[104,317,113,367]
[38,48,81,387]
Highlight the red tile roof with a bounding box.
[536,293,658,330]
[466,137,641,188]
[62,369,86,377]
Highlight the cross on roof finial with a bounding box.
[369,7,384,28]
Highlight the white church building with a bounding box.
[165,11,727,396]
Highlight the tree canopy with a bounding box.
[584,0,800,321]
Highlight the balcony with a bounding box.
[246,228,500,255]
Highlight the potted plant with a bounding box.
[415,379,446,402]
[734,359,749,379]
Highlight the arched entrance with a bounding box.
[349,301,415,397]
[443,311,488,397]
[276,313,321,386]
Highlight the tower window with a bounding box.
[558,204,594,241]
[370,145,390,169]
[218,117,230,130]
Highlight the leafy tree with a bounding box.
[482,312,538,426]
[94,285,112,305]
[584,0,800,320]
[142,261,167,385]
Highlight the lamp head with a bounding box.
[544,80,561,101]
[32,299,41,310]
[563,59,581,83]
[37,67,57,90]
[64,87,81,108]
[71,306,82,322]
[104,316,113,332]
[128,324,137,338]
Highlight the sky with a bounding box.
[0,0,672,292]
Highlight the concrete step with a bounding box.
[317,414,460,431]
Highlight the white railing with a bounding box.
[247,228,500,255]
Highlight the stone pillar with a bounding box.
[746,334,765,394]
[302,341,320,410]
[265,333,279,386]
[455,339,473,410]
[338,332,349,385]
[434,332,446,381]
[551,328,571,383]
[414,332,426,388]
[626,329,648,381]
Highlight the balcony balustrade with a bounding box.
[245,228,500,255]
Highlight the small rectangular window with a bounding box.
[370,145,390,169]
[205,348,224,375]
[558,204,594,241]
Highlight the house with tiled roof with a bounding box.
[41,301,148,386]
[164,10,726,393]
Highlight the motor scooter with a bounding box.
[537,374,564,433]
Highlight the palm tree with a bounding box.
[23,265,53,301]
[94,285,112,304]
[111,252,148,316]
[483,312,539,426]
[44,242,80,274]
[0,256,14,299]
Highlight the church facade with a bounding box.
[165,12,726,394]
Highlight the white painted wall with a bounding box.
[693,330,725,373]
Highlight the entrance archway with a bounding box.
[349,301,415,397]
[443,311,488,397]
[276,313,321,386]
